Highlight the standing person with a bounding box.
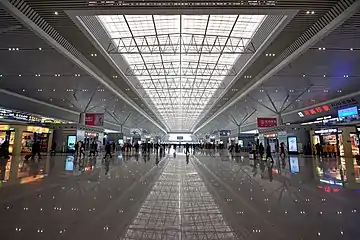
[0,141,10,181]
[31,140,41,160]
[266,143,274,164]
[89,141,96,157]
[50,141,57,156]
[259,143,264,160]
[80,141,85,158]
[185,143,190,156]
[104,141,112,159]
[280,142,286,159]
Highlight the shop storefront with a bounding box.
[52,124,104,153]
[0,124,52,155]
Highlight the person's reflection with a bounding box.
[29,159,39,177]
[260,160,266,174]
[268,161,274,182]
[147,154,150,163]
[143,153,147,163]
[186,154,189,164]
[104,158,110,175]
[155,155,159,166]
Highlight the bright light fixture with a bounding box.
[98,14,265,130]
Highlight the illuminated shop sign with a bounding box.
[314,129,337,134]
[319,178,343,186]
[298,105,331,117]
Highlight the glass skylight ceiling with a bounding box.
[98,15,265,130]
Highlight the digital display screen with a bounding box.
[338,106,359,121]
[289,156,299,173]
[288,136,298,152]
[67,136,76,151]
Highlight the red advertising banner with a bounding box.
[85,113,104,126]
[257,117,277,128]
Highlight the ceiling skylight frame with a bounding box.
[98,14,265,130]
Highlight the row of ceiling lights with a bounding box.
[0,73,82,77]
[259,89,342,93]
[317,47,354,51]
[22,88,107,92]
[265,53,275,57]
[305,10,315,14]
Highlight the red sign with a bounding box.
[85,113,104,126]
[257,117,277,128]
[300,105,330,117]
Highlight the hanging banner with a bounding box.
[130,128,142,135]
[257,117,277,128]
[85,113,104,126]
[219,130,231,137]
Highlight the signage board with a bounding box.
[257,117,277,128]
[219,130,231,137]
[338,106,359,121]
[314,129,337,134]
[85,113,104,126]
[130,128,142,135]
[331,97,358,109]
[298,105,331,117]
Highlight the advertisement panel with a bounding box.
[85,113,104,126]
[257,117,277,128]
[338,106,359,121]
[287,136,298,152]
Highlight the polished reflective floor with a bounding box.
[1,150,360,239]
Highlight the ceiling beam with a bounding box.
[0,0,168,134]
[193,1,360,133]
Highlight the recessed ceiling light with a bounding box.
[49,98,53,101]
[38,47,42,51]
[302,74,306,77]
[337,90,342,93]
[350,48,353,51]
[306,11,310,14]
[54,11,58,15]
[53,89,56,92]
[91,53,97,57]
[344,75,349,78]
[323,90,328,92]
[22,89,26,92]
[311,11,315,14]
[37,89,42,92]
[323,74,326,77]
[18,74,22,77]
[0,75,2,77]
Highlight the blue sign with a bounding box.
[338,106,359,121]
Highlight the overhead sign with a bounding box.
[130,128,142,135]
[85,113,104,126]
[338,106,359,121]
[298,105,331,117]
[257,117,277,128]
[219,130,231,137]
[331,97,358,109]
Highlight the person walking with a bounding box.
[31,140,41,160]
[50,141,57,156]
[259,143,264,160]
[104,141,112,159]
[266,144,274,164]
